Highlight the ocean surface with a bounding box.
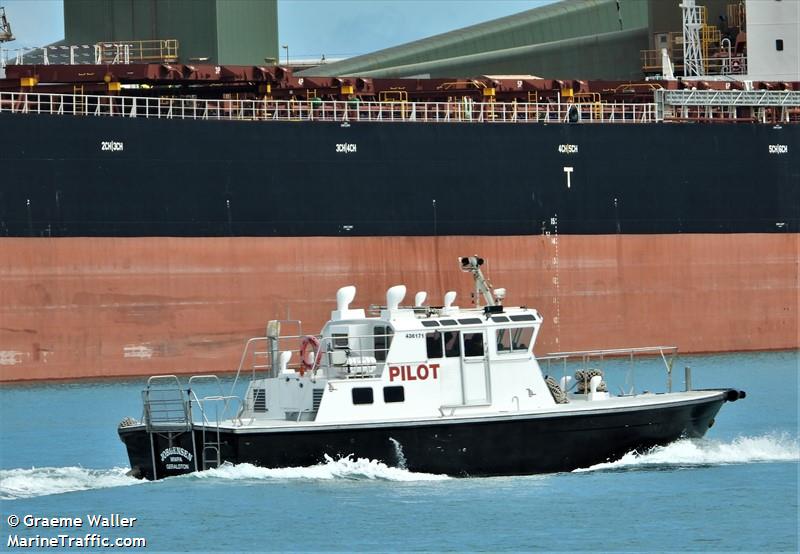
[1,350,797,552]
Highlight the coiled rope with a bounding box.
[118,416,139,428]
[575,369,607,393]
[545,376,569,404]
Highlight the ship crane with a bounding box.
[0,7,14,43]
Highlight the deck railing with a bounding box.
[4,91,796,125]
[1,39,179,66]
[0,91,660,124]
[539,346,680,396]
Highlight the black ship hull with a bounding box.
[119,393,729,480]
[1,112,797,237]
[1,112,798,381]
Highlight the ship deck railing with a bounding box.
[0,91,662,124]
[538,346,685,396]
[4,91,798,125]
[1,39,179,66]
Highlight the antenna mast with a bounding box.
[459,256,496,307]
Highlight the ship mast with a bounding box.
[680,0,704,77]
[0,7,14,43]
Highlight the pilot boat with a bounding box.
[118,256,745,480]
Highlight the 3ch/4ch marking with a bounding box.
[336,143,357,153]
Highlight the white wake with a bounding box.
[0,466,141,500]
[575,433,800,473]
[193,455,449,482]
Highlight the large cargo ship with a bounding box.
[0,1,797,382]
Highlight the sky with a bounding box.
[1,0,553,59]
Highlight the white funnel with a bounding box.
[443,291,457,308]
[331,285,364,320]
[386,285,406,311]
[336,285,356,311]
[414,291,427,307]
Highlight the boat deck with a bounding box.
[201,389,727,433]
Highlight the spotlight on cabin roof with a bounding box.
[460,256,484,271]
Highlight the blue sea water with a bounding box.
[1,350,798,552]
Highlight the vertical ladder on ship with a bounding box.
[188,375,226,470]
[142,375,198,479]
[142,374,239,476]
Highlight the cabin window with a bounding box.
[333,333,349,348]
[496,327,534,353]
[383,386,405,403]
[352,387,374,405]
[439,319,457,326]
[463,332,485,357]
[458,318,482,325]
[510,314,536,322]
[421,320,439,328]
[491,316,509,323]
[426,331,443,359]
[776,39,784,51]
[374,326,394,362]
[444,331,461,357]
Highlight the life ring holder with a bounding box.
[299,335,322,376]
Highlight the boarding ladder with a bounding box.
[187,375,227,470]
[142,375,241,473]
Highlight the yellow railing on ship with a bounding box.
[94,39,179,64]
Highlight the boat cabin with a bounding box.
[241,258,569,424]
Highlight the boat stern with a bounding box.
[118,419,199,481]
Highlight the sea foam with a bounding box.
[0,466,141,500]
[575,433,800,473]
[192,455,450,482]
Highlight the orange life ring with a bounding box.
[299,335,322,376]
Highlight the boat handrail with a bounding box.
[228,320,305,395]
[309,333,393,379]
[366,304,540,319]
[188,391,245,428]
[145,374,183,388]
[141,376,191,432]
[228,336,270,398]
[539,345,679,395]
[227,328,392,400]
[540,345,678,358]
